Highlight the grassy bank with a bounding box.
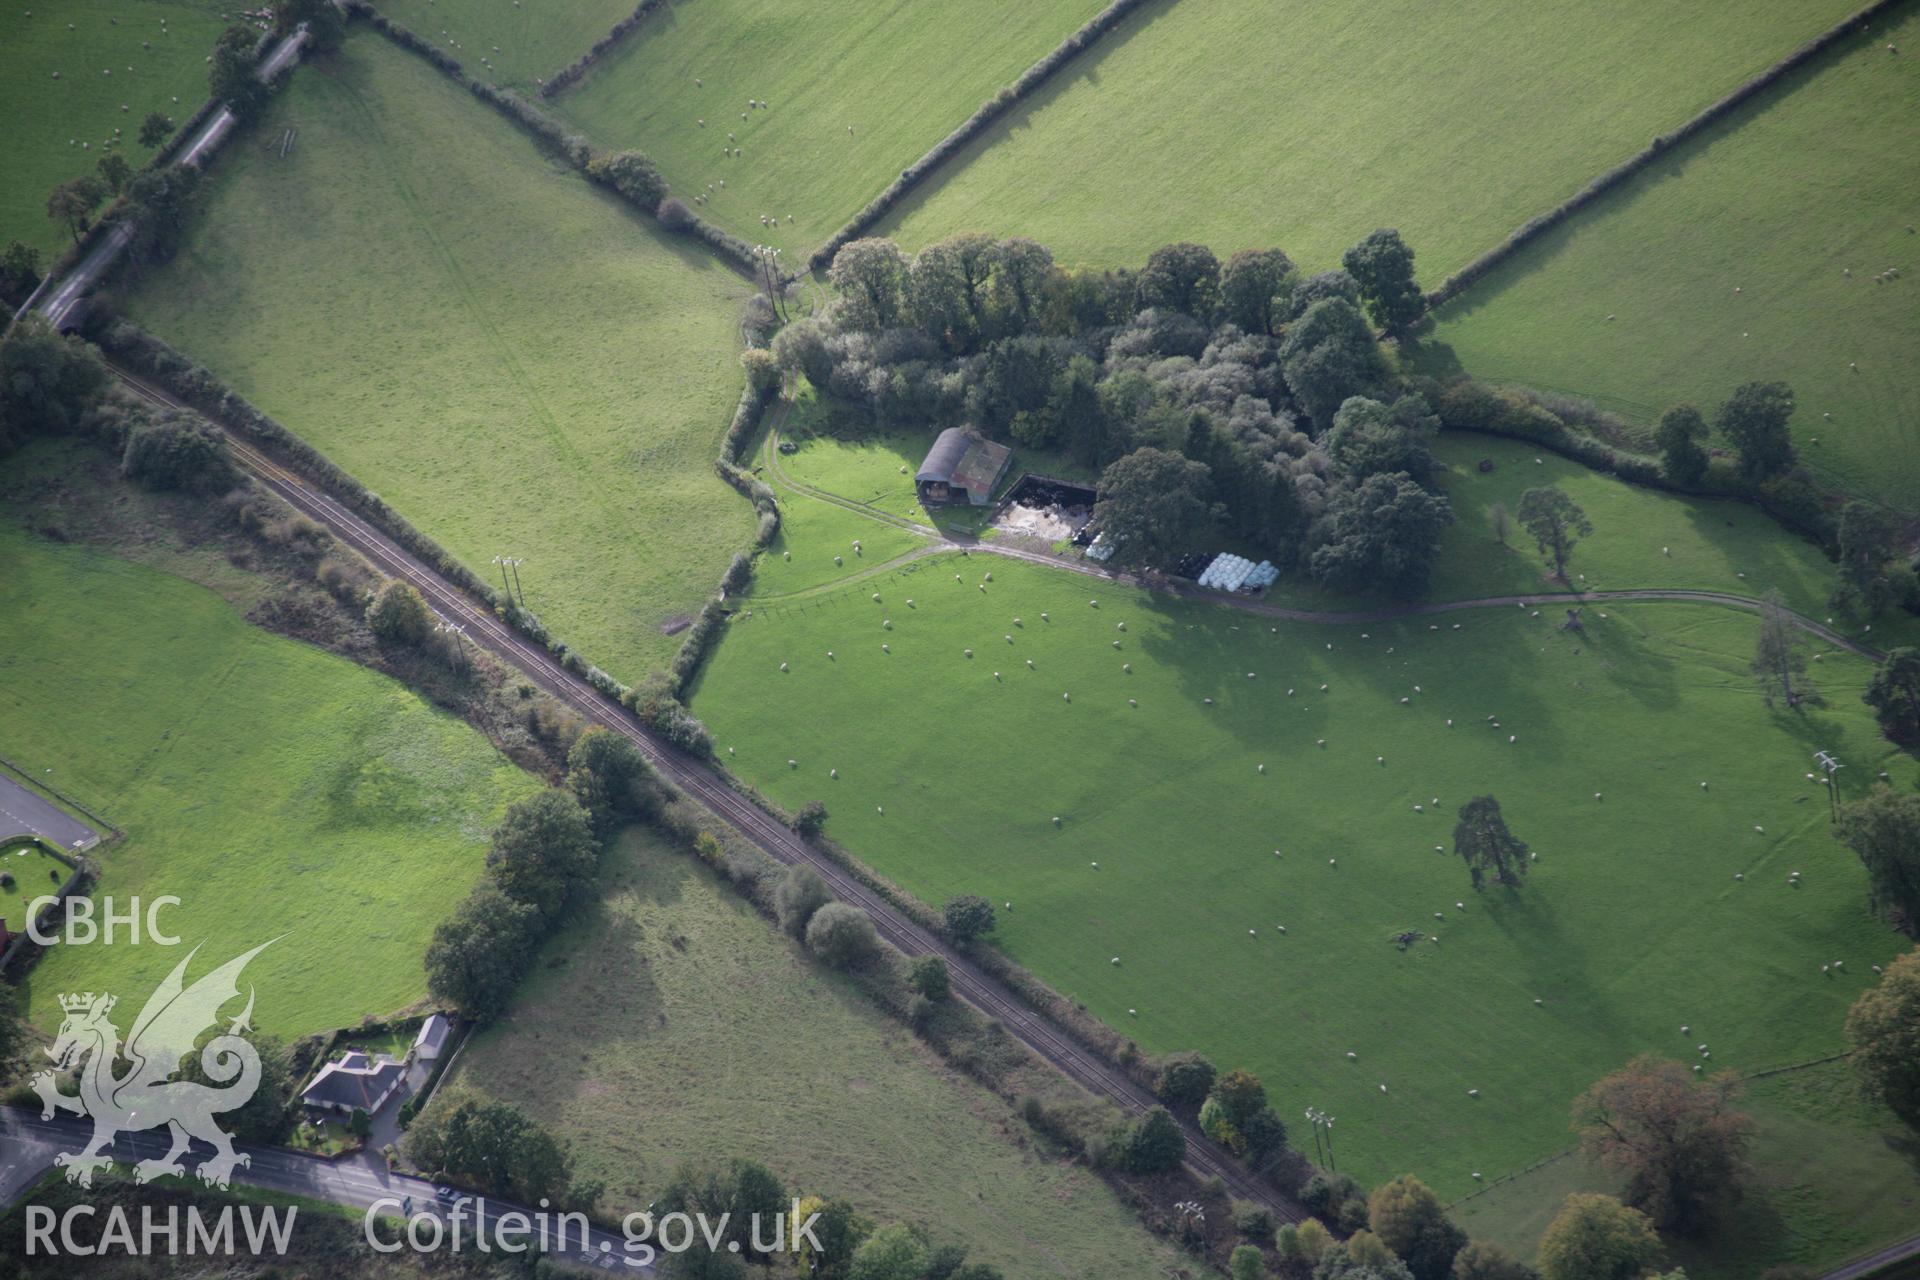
[1424,7,1920,511]
[0,522,537,1038]
[123,28,755,680]
[451,825,1190,1280]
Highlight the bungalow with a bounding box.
[300,1050,406,1117]
[916,428,1012,507]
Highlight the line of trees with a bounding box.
[793,230,1458,594]
[424,727,660,1020]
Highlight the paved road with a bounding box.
[0,1108,651,1270]
[35,29,309,333]
[0,775,99,853]
[107,366,1313,1224]
[1823,1233,1920,1280]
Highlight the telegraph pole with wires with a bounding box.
[1814,750,1843,821]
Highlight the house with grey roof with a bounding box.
[300,1049,407,1117]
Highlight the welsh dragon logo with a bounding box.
[32,941,273,1189]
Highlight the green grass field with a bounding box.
[372,0,636,91]
[452,825,1189,1280]
[693,545,1909,1193]
[1454,1057,1920,1278]
[0,0,228,258]
[883,0,1861,278]
[0,523,539,1039]
[548,0,1107,256]
[1423,436,1920,651]
[750,389,1916,647]
[125,28,755,680]
[1425,9,1920,512]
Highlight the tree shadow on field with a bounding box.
[1678,503,1828,606]
[1563,607,1684,716]
[1484,889,1633,1050]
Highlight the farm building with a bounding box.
[916,429,1012,507]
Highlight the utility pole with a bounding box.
[1304,1107,1336,1170]
[434,620,470,670]
[1814,750,1843,821]
[754,244,786,322]
[493,555,512,603]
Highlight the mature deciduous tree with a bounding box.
[942,894,995,945]
[1716,381,1795,483]
[906,232,997,352]
[1124,1106,1185,1173]
[485,790,598,924]
[46,176,108,244]
[908,954,950,1002]
[1219,247,1295,335]
[138,111,176,151]
[805,902,879,968]
[365,579,432,647]
[1536,1194,1660,1280]
[424,883,541,1021]
[828,238,909,332]
[1865,648,1920,746]
[1655,405,1710,486]
[566,727,656,837]
[1309,471,1453,596]
[1343,228,1425,335]
[1369,1175,1468,1280]
[1325,395,1440,487]
[1138,241,1221,316]
[846,1223,927,1280]
[1158,1052,1218,1109]
[95,152,132,197]
[988,237,1054,336]
[123,165,201,263]
[1836,787,1920,933]
[1449,1240,1539,1280]
[404,1090,581,1205]
[586,150,668,208]
[1573,1056,1753,1229]
[210,25,269,118]
[1751,589,1816,710]
[1280,297,1383,429]
[120,411,240,494]
[1517,487,1593,581]
[1833,501,1904,618]
[1453,796,1530,890]
[1847,946,1920,1125]
[1090,447,1217,566]
[774,864,832,936]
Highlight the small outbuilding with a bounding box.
[916,428,1011,507]
[412,1013,451,1063]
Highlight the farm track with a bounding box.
[105,363,1313,1225]
[760,401,1886,662]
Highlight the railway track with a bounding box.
[111,365,1310,1224]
